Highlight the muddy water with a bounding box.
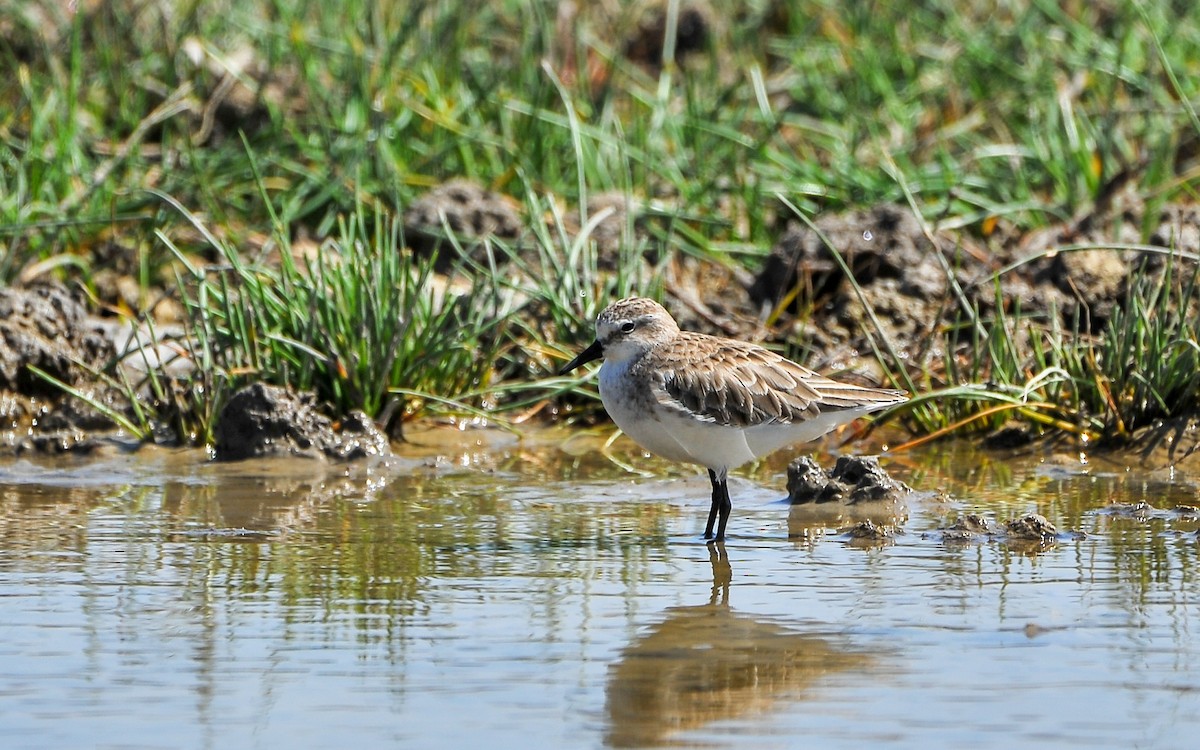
[1,426,1198,749]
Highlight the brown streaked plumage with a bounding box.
[561,297,907,541]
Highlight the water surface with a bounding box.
[0,427,1197,749]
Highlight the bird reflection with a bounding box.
[708,540,731,605]
[605,543,868,747]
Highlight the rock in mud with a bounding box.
[0,282,112,395]
[932,513,995,543]
[786,455,910,505]
[929,513,1083,551]
[0,282,128,454]
[748,204,946,314]
[1098,501,1157,519]
[841,519,895,547]
[1005,513,1058,542]
[213,382,390,461]
[403,179,524,270]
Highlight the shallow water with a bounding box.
[1,427,1198,749]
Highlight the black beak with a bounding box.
[560,339,604,374]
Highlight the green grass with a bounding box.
[2,1,1200,446]
[898,246,1200,446]
[6,0,1193,267]
[154,185,522,442]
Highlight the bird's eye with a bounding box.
[620,321,636,334]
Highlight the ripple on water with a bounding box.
[0,437,1197,749]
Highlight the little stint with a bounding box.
[561,297,907,541]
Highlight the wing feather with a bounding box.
[639,332,905,428]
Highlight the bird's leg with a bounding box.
[704,469,721,539]
[714,477,732,541]
[704,469,732,541]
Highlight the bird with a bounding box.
[560,297,907,541]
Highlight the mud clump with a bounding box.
[0,282,123,454]
[786,455,910,505]
[840,519,896,547]
[1095,501,1200,521]
[750,205,935,309]
[982,424,1038,450]
[577,191,661,269]
[180,37,304,145]
[1098,501,1156,520]
[1004,513,1059,542]
[786,456,910,538]
[403,179,525,271]
[0,282,112,395]
[1001,513,1087,552]
[929,513,1082,551]
[938,513,993,542]
[623,2,712,72]
[746,204,972,364]
[213,382,390,462]
[1016,200,1194,331]
[1124,417,1200,473]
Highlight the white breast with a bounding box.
[600,360,757,472]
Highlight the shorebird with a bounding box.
[561,297,907,541]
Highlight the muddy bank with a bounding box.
[4,188,1200,462]
[396,180,1199,386]
[0,283,388,461]
[738,201,1197,367]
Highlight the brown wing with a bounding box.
[643,332,904,428]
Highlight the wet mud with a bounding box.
[212,382,390,461]
[4,185,1200,461]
